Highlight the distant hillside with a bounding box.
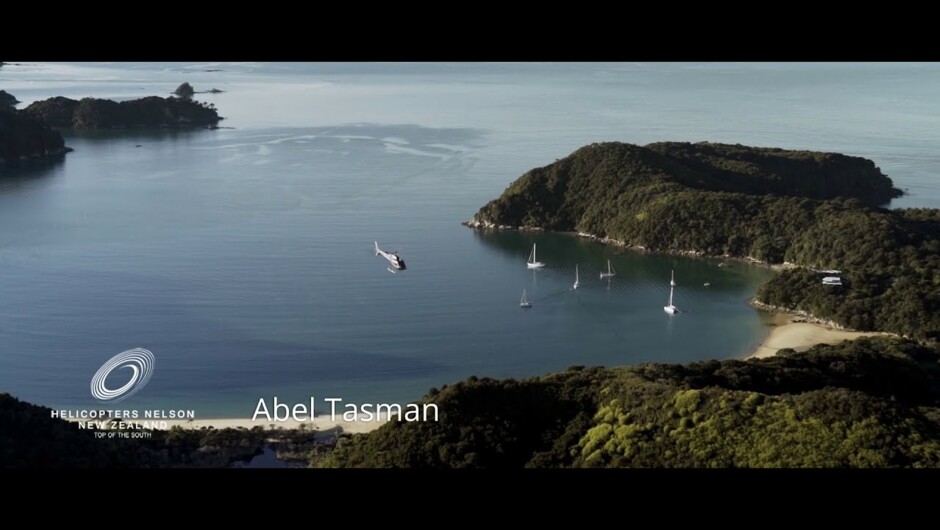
[0,103,71,167]
[24,95,221,129]
[468,142,939,341]
[320,337,940,468]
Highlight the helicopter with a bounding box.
[375,241,407,273]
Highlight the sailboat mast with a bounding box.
[668,269,675,306]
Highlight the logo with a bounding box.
[90,348,155,403]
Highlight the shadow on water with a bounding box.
[0,128,218,193]
[0,155,68,192]
[472,229,774,288]
[473,229,649,268]
[61,127,222,143]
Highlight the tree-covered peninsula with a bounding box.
[24,94,221,129]
[467,142,938,341]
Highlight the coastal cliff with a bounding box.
[24,95,222,129]
[0,102,71,167]
[467,142,938,341]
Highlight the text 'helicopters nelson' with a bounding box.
[375,241,407,273]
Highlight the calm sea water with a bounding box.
[1,63,937,416]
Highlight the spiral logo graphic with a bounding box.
[90,348,155,403]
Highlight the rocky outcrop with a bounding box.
[23,95,222,129]
[0,103,71,167]
[173,82,195,99]
[461,219,541,231]
[0,90,19,107]
[749,299,854,331]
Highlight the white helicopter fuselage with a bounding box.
[375,241,407,271]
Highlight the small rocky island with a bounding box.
[0,92,71,167]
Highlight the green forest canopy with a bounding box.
[321,337,940,468]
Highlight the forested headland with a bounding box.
[467,142,939,341]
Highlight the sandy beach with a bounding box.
[747,313,886,359]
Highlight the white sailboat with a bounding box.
[526,243,545,269]
[664,269,678,314]
[520,289,532,308]
[572,264,580,290]
[599,259,616,279]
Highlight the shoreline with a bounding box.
[69,414,389,435]
[463,221,891,359]
[461,221,796,271]
[746,312,887,359]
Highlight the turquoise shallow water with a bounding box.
[0,63,937,416]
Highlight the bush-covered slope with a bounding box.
[473,142,900,234]
[321,338,940,468]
